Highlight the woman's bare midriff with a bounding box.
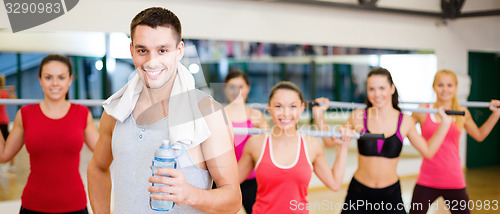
[353,155,400,188]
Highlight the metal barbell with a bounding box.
[233,128,384,140]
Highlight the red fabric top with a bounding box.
[417,108,465,189]
[0,90,10,124]
[21,103,88,213]
[253,135,312,214]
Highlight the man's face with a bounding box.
[130,25,184,89]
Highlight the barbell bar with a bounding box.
[0,99,105,106]
[233,128,384,140]
[308,101,465,116]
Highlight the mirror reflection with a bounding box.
[0,34,435,204]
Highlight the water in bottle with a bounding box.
[150,140,184,211]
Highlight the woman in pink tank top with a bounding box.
[410,70,500,214]
[238,81,352,214]
[224,70,268,213]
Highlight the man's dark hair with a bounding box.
[130,7,182,44]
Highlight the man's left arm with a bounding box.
[149,97,241,214]
[191,97,241,213]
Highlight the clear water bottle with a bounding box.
[150,140,184,211]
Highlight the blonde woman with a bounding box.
[410,69,500,214]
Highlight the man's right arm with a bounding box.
[88,110,115,214]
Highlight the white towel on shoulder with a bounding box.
[102,63,211,148]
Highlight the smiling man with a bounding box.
[87,7,241,214]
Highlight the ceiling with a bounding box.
[250,0,500,19]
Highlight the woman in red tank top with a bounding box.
[223,70,268,214]
[410,69,500,214]
[0,54,99,214]
[238,81,352,214]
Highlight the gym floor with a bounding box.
[302,166,500,214]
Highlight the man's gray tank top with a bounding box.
[111,92,212,214]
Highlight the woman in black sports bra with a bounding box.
[336,67,453,214]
